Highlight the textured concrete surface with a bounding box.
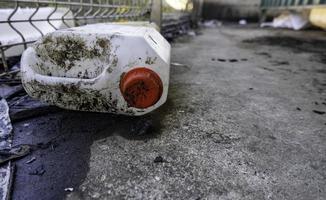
[11,25,326,200]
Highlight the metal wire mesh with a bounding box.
[0,0,152,74]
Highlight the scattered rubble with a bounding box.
[229,59,238,63]
[313,110,326,115]
[25,157,36,164]
[29,165,46,176]
[270,60,290,66]
[255,52,272,58]
[211,58,248,63]
[153,156,166,163]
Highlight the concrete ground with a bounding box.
[11,25,326,200]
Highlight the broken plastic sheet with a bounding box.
[201,20,222,28]
[0,98,12,151]
[0,98,13,200]
[0,163,13,200]
[261,12,310,30]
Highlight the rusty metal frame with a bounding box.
[0,0,154,76]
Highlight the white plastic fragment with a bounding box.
[0,98,13,200]
[201,20,222,28]
[261,12,310,30]
[64,188,74,192]
[239,19,247,25]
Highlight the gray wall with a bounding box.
[202,0,261,21]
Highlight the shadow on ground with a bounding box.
[11,95,175,200]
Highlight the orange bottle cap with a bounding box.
[120,67,163,109]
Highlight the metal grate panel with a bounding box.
[0,0,152,74]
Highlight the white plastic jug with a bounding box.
[21,23,171,116]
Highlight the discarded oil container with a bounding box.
[21,23,171,115]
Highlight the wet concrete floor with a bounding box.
[11,25,326,200]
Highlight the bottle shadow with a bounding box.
[12,97,175,200]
